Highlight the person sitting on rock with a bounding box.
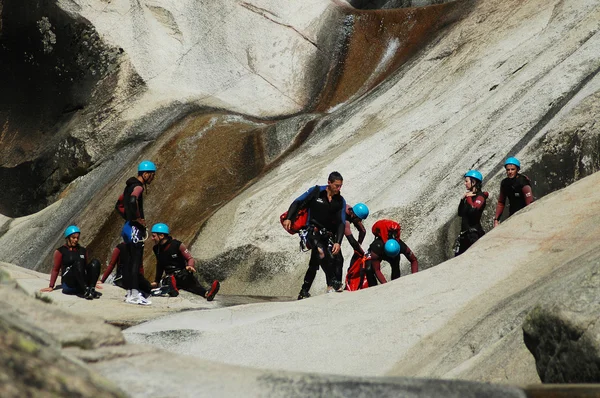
[98,242,152,297]
[150,223,220,301]
[282,171,346,299]
[455,170,488,256]
[365,219,418,286]
[40,225,102,300]
[494,157,534,227]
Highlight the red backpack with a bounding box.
[345,254,369,291]
[280,208,309,235]
[372,219,401,242]
[280,185,320,235]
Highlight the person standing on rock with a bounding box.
[117,160,156,305]
[282,171,346,299]
[150,223,220,301]
[98,241,153,297]
[493,157,534,227]
[364,219,418,285]
[455,170,488,256]
[40,225,102,299]
[333,203,369,292]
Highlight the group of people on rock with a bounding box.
[41,156,533,302]
[283,158,533,299]
[41,161,220,305]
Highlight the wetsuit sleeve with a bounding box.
[345,232,364,255]
[356,221,366,245]
[49,250,62,288]
[101,247,120,283]
[495,188,506,221]
[179,243,195,268]
[400,240,418,274]
[155,260,164,285]
[523,185,534,205]
[336,198,347,244]
[127,185,144,220]
[285,186,319,221]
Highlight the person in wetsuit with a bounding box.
[150,223,220,301]
[365,219,418,286]
[40,225,102,299]
[282,171,346,299]
[455,170,488,256]
[332,203,368,291]
[118,160,156,305]
[494,157,534,227]
[99,242,152,297]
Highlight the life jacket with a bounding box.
[501,174,532,215]
[115,177,144,221]
[56,245,87,275]
[371,219,401,243]
[153,237,186,275]
[345,255,369,291]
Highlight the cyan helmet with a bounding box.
[151,223,169,235]
[138,160,157,173]
[384,239,401,257]
[352,203,369,220]
[504,157,521,170]
[464,170,483,183]
[64,225,81,238]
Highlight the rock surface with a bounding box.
[0,270,126,398]
[522,249,600,383]
[0,265,531,397]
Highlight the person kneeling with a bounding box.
[150,223,220,301]
[40,225,102,300]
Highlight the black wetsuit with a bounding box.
[456,192,488,256]
[496,174,533,220]
[120,177,146,292]
[286,185,346,292]
[153,237,208,297]
[101,243,152,295]
[366,238,418,285]
[52,245,101,295]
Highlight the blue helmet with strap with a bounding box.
[504,157,521,169]
[464,170,483,183]
[384,239,401,257]
[151,223,169,235]
[64,225,81,238]
[352,203,369,220]
[138,160,157,173]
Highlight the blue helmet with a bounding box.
[151,223,169,234]
[352,203,369,220]
[64,225,81,238]
[138,160,157,173]
[464,170,483,183]
[384,239,401,257]
[504,157,521,169]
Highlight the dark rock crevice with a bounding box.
[0,0,121,217]
[346,0,456,10]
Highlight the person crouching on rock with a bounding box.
[150,223,220,301]
[365,219,418,286]
[455,170,488,256]
[98,241,153,298]
[40,225,102,299]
